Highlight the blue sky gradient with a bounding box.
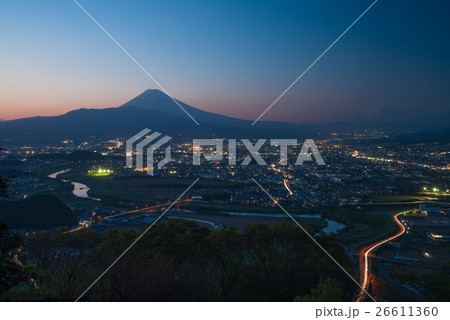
[1,0,449,123]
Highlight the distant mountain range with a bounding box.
[0,89,449,143]
[370,127,450,144]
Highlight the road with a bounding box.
[63,199,193,233]
[107,199,192,218]
[12,246,39,289]
[63,220,90,234]
[283,179,293,196]
[356,211,406,301]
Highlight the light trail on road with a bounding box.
[63,221,89,234]
[107,199,192,218]
[63,200,193,234]
[356,212,406,301]
[12,247,39,289]
[283,179,293,196]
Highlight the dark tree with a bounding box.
[295,277,344,302]
[0,220,28,296]
[0,157,28,297]
[0,147,13,198]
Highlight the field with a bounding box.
[33,164,410,250]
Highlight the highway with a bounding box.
[356,212,406,302]
[63,199,193,233]
[107,199,192,218]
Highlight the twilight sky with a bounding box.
[1,0,449,123]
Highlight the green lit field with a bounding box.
[88,168,114,176]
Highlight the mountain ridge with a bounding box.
[0,89,449,143]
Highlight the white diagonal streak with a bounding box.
[251,178,376,302]
[75,178,200,302]
[252,0,379,125]
[72,0,199,125]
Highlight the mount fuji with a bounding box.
[0,89,300,143]
[0,89,446,144]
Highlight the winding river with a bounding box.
[48,169,100,201]
[47,170,345,234]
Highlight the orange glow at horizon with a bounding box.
[0,101,118,120]
[0,89,133,120]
